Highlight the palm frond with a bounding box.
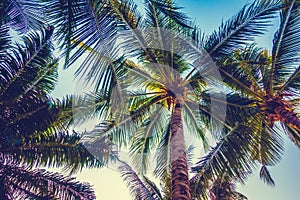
[130,105,168,174]
[45,96,74,135]
[205,0,280,58]
[23,59,59,96]
[142,175,163,200]
[190,124,258,199]
[182,101,208,149]
[259,165,275,186]
[0,27,54,101]
[0,98,59,143]
[83,94,166,148]
[271,0,300,93]
[209,177,248,200]
[147,0,192,28]
[0,131,106,175]
[46,0,85,66]
[186,145,196,168]
[252,125,284,167]
[215,44,269,96]
[0,25,11,88]
[0,24,10,55]
[197,92,257,136]
[118,160,160,200]
[0,160,95,199]
[283,123,300,148]
[279,65,300,96]
[2,0,45,32]
[154,122,171,179]
[70,92,111,126]
[46,0,126,68]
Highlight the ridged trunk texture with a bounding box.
[260,96,300,131]
[170,100,191,200]
[276,106,300,131]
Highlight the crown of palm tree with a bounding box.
[0,5,117,196]
[191,0,300,189]
[44,0,300,199]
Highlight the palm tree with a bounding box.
[0,12,116,197]
[45,0,287,199]
[191,0,300,196]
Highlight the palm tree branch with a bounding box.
[191,124,257,196]
[218,67,263,99]
[1,162,95,199]
[130,105,166,174]
[0,28,53,100]
[183,102,208,148]
[278,64,300,94]
[118,159,158,200]
[206,0,280,58]
[6,103,49,126]
[270,0,296,94]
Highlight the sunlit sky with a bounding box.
[52,0,300,199]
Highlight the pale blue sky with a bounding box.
[52,0,300,199]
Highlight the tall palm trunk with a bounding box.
[170,97,191,200]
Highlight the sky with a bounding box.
[51,0,300,199]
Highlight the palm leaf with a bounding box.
[154,122,171,179]
[0,24,10,55]
[142,175,163,200]
[118,160,161,200]
[0,25,11,85]
[205,0,280,59]
[0,27,54,101]
[259,165,275,186]
[147,0,191,28]
[0,160,95,199]
[252,125,284,167]
[2,0,45,32]
[191,124,258,199]
[279,65,300,96]
[0,131,106,175]
[46,0,127,68]
[214,44,268,96]
[271,0,300,93]
[182,101,208,149]
[283,123,300,148]
[45,96,74,134]
[209,177,248,200]
[130,105,168,174]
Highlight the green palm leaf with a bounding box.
[0,27,54,101]
[191,124,258,199]
[259,165,275,187]
[205,0,280,58]
[0,131,106,175]
[2,0,45,32]
[279,65,300,96]
[154,122,171,179]
[147,0,191,28]
[118,159,162,200]
[271,0,300,93]
[130,105,169,174]
[0,161,95,199]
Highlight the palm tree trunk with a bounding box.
[170,97,191,200]
[276,106,300,131]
